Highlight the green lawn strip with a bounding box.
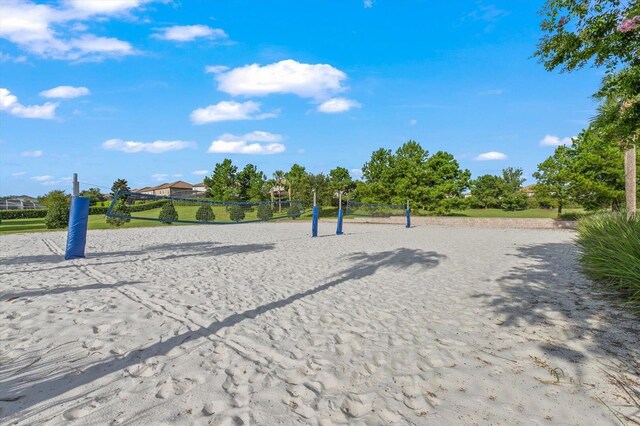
[1,207,586,235]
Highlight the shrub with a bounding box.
[576,213,640,307]
[130,200,168,212]
[501,192,528,211]
[196,205,215,222]
[287,203,301,219]
[256,204,273,221]
[159,201,178,224]
[89,206,109,215]
[0,209,47,220]
[45,199,70,229]
[106,199,131,227]
[228,205,245,222]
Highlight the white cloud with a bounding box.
[31,175,60,184]
[0,51,27,63]
[192,170,208,175]
[216,59,348,100]
[364,0,374,8]
[40,85,90,98]
[409,119,417,125]
[207,132,285,155]
[64,0,153,14]
[317,97,361,113]
[12,171,26,176]
[350,168,363,177]
[474,151,508,161]
[205,65,229,74]
[154,25,227,42]
[539,134,574,147]
[173,174,183,177]
[102,138,196,153]
[68,35,133,57]
[151,173,168,182]
[190,100,277,124]
[0,88,58,119]
[21,150,43,157]
[0,0,145,60]
[242,130,283,142]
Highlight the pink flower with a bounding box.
[617,16,640,32]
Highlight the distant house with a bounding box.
[132,181,209,197]
[522,185,536,198]
[192,182,208,194]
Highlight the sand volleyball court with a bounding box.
[1,223,638,425]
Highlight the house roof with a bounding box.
[152,180,194,190]
[193,182,207,188]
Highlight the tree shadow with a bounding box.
[1,281,142,302]
[0,247,444,421]
[472,242,639,381]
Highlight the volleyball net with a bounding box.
[343,200,411,228]
[106,190,305,225]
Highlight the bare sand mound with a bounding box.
[1,223,638,425]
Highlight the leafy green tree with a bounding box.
[228,205,245,222]
[44,191,71,229]
[328,166,355,193]
[470,175,504,208]
[111,179,130,197]
[499,167,527,211]
[535,0,639,215]
[423,151,471,213]
[159,201,178,224]
[204,159,238,201]
[568,129,631,211]
[361,148,395,203]
[106,198,131,227]
[195,205,215,222]
[237,164,267,201]
[256,204,273,220]
[359,141,471,212]
[591,96,639,216]
[307,173,332,207]
[80,187,106,206]
[286,164,310,201]
[533,145,573,214]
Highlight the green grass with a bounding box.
[0,206,587,235]
[575,212,640,308]
[437,208,585,219]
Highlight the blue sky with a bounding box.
[0,0,601,196]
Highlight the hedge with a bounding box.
[0,209,47,219]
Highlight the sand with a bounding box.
[0,222,638,425]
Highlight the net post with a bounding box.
[311,189,319,237]
[65,173,90,260]
[405,200,411,228]
[336,191,344,235]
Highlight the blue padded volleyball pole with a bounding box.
[311,189,319,237]
[405,200,411,228]
[336,191,344,235]
[65,173,90,260]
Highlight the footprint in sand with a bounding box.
[202,400,226,416]
[63,398,103,420]
[125,361,162,378]
[340,393,376,418]
[82,339,104,351]
[155,377,196,399]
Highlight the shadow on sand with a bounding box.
[0,241,276,267]
[472,242,639,387]
[0,247,444,420]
